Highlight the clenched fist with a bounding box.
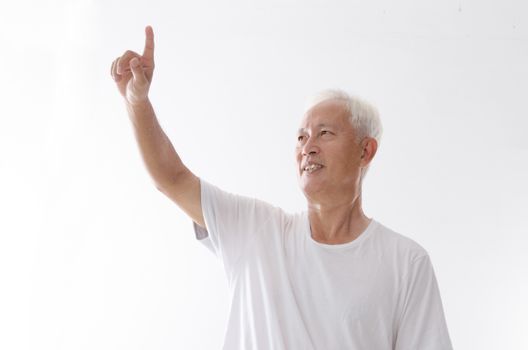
[111,26,155,106]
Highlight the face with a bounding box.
[295,99,368,202]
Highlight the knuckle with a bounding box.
[125,50,139,59]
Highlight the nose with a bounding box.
[302,137,320,156]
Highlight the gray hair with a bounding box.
[303,89,383,180]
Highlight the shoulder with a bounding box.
[371,220,430,263]
[200,177,292,226]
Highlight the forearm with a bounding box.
[126,99,187,189]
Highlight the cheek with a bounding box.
[295,148,303,161]
[334,152,361,173]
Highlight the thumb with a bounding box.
[130,57,147,85]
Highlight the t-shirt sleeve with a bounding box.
[394,254,453,350]
[192,178,279,274]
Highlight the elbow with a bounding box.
[155,168,191,194]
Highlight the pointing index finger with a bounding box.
[143,25,154,61]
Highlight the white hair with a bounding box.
[303,89,383,180]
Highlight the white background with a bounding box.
[1,0,527,349]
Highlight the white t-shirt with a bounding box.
[192,179,453,350]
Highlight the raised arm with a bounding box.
[110,26,205,228]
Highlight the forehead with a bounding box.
[299,99,350,129]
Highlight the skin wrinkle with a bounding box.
[295,99,378,245]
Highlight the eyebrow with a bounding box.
[297,123,334,134]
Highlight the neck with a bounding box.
[307,190,371,245]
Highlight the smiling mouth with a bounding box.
[303,164,324,174]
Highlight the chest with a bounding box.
[291,250,396,317]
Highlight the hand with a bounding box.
[111,25,155,106]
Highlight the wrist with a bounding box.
[125,98,151,113]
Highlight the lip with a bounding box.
[301,162,325,173]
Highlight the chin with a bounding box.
[300,179,324,198]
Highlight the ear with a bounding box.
[360,137,378,165]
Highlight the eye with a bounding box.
[297,135,305,141]
[321,130,331,136]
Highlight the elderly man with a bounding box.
[111,26,453,350]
